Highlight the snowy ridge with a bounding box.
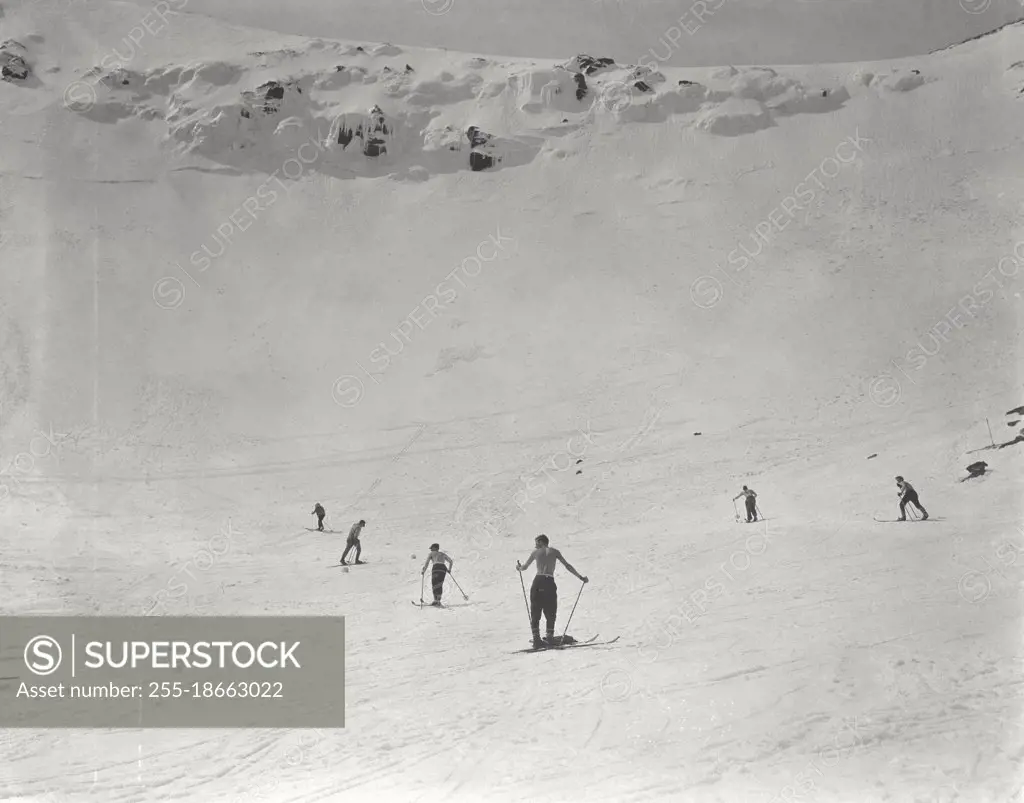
[2,29,958,179]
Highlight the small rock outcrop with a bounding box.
[466,126,496,171]
[1,40,29,82]
[242,79,305,116]
[573,73,587,101]
[965,461,988,477]
[331,104,391,157]
[568,54,615,76]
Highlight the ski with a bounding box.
[331,561,370,566]
[412,601,450,609]
[513,635,620,654]
[873,516,941,523]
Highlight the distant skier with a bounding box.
[341,519,366,565]
[733,486,758,522]
[895,477,928,521]
[311,503,326,531]
[516,534,588,649]
[421,543,453,606]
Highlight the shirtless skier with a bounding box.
[516,534,588,649]
[421,543,453,606]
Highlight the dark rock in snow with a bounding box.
[1009,420,1020,427]
[1006,405,1024,416]
[866,453,877,459]
[634,80,652,93]
[574,54,615,75]
[405,64,414,72]
[466,125,498,170]
[679,79,697,86]
[965,461,988,477]
[363,104,389,157]
[469,151,493,171]
[248,80,294,115]
[332,104,391,157]
[573,73,587,101]
[1,40,29,82]
[466,126,490,148]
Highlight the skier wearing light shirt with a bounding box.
[340,519,366,565]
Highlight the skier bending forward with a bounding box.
[421,543,453,606]
[517,534,588,649]
[733,486,758,522]
[341,519,366,565]
[895,476,928,521]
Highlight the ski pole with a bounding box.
[732,499,740,522]
[419,570,425,604]
[755,504,764,521]
[561,581,586,641]
[447,571,469,601]
[517,564,532,630]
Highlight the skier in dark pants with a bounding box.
[421,543,453,606]
[516,534,588,649]
[341,519,366,565]
[311,503,326,531]
[895,477,928,520]
[733,486,758,522]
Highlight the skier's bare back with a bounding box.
[529,547,560,576]
[519,545,587,582]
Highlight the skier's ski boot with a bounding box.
[922,513,929,520]
[898,517,906,522]
[431,600,441,607]
[340,560,348,565]
[355,559,366,565]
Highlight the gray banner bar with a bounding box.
[0,617,345,727]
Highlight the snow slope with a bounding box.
[1,1,1023,800]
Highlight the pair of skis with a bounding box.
[872,516,942,523]
[513,635,620,654]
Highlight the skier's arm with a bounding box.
[556,551,588,583]
[517,550,537,572]
[421,557,431,574]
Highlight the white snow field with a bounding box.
[1,0,1024,798]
